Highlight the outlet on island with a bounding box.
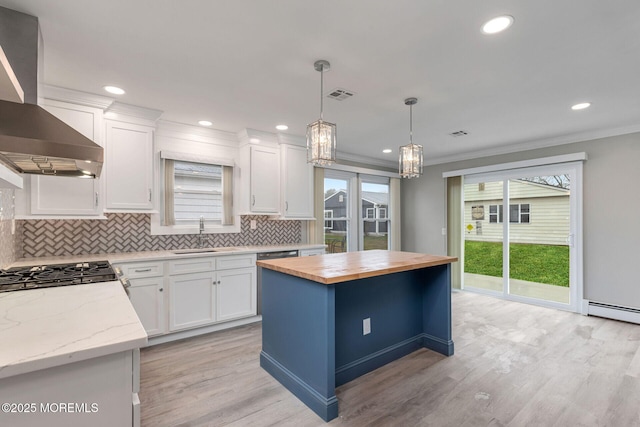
[363,317,371,335]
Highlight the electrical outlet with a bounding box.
[250,220,257,230]
[363,318,371,335]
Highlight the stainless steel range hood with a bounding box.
[0,100,103,177]
[0,6,104,178]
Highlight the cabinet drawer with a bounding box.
[116,262,164,278]
[216,254,257,270]
[169,257,216,275]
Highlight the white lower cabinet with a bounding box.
[115,261,166,337]
[119,254,257,341]
[217,267,256,321]
[169,271,216,332]
[128,277,166,337]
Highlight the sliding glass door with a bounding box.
[462,163,582,311]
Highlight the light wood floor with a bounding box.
[140,291,640,426]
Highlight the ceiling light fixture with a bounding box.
[481,15,514,34]
[382,149,392,154]
[571,102,591,110]
[276,124,288,131]
[198,120,213,126]
[104,85,125,95]
[399,97,423,179]
[307,60,336,165]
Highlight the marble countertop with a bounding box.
[10,244,327,268]
[257,250,458,284]
[0,281,147,380]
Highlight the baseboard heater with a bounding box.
[588,301,640,325]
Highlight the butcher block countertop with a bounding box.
[257,250,458,284]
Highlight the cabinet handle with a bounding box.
[134,268,152,272]
[148,189,152,202]
[159,288,163,292]
[252,195,256,206]
[95,192,99,207]
[285,201,288,212]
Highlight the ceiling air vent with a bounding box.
[449,130,468,137]
[326,88,355,101]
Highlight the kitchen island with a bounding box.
[257,250,457,421]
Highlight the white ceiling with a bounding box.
[2,0,640,167]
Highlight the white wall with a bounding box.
[401,132,640,308]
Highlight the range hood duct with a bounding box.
[0,6,103,178]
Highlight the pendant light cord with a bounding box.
[320,65,324,121]
[409,103,413,145]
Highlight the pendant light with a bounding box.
[399,97,423,178]
[307,60,337,165]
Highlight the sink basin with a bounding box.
[171,247,237,255]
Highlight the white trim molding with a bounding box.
[443,152,587,178]
[586,300,640,325]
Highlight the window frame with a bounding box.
[150,151,240,236]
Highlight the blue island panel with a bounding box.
[260,268,338,421]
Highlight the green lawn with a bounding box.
[464,240,569,287]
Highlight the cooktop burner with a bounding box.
[0,261,118,293]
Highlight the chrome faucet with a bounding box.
[198,216,205,248]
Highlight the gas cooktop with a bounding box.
[0,261,117,293]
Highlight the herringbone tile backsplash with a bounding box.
[18,214,302,258]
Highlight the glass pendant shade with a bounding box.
[399,97,423,178]
[307,60,336,165]
[399,142,423,178]
[307,119,337,165]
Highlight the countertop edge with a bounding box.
[257,252,458,285]
[10,244,328,268]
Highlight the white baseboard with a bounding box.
[587,301,640,325]
[148,315,262,346]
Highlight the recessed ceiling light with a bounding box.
[481,15,514,34]
[571,102,591,110]
[198,120,213,126]
[382,149,392,154]
[249,138,260,143]
[104,85,125,95]
[276,125,288,131]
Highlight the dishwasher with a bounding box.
[257,250,299,315]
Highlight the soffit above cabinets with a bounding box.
[0,45,24,103]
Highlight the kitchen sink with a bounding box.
[172,248,236,255]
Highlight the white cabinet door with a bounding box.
[31,100,103,215]
[216,267,256,321]
[250,145,280,213]
[169,271,216,331]
[105,121,153,210]
[128,276,166,337]
[281,145,314,218]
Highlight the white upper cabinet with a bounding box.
[281,144,314,219]
[31,100,103,215]
[105,120,154,210]
[250,145,280,213]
